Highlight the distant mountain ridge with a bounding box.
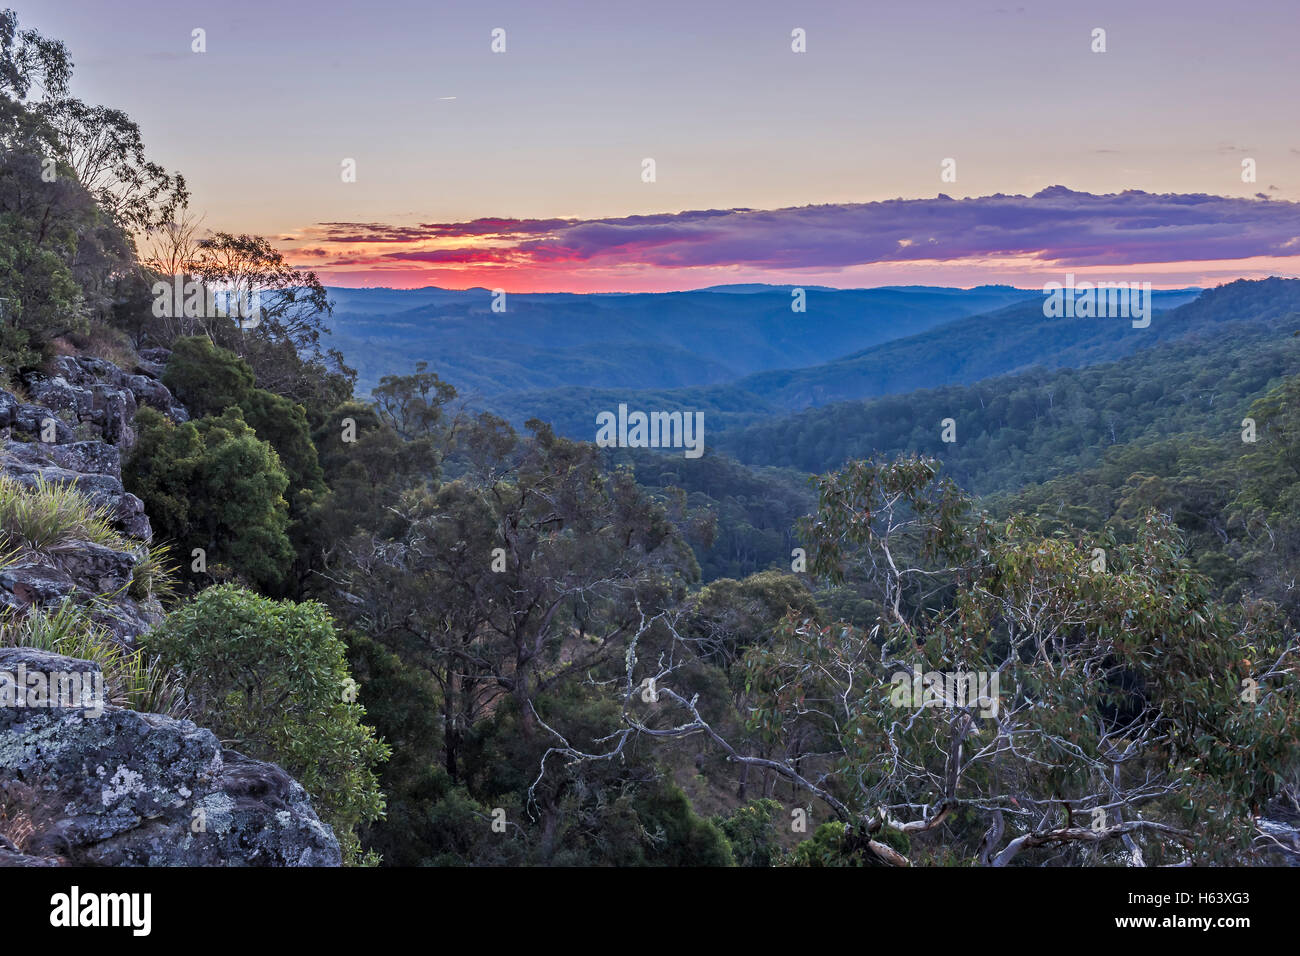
[325,284,1043,398]
[481,284,1232,437]
[714,277,1300,491]
[722,288,1201,410]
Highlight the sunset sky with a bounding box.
[24,0,1300,290]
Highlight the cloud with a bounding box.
[301,187,1300,277]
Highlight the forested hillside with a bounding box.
[600,280,1300,587]
[718,278,1300,491]
[481,286,1222,437]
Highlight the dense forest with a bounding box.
[718,281,1300,489]
[4,9,1300,868]
[476,287,1208,436]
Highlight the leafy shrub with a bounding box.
[124,406,294,593]
[144,584,390,864]
[629,781,734,867]
[0,324,40,391]
[785,821,877,867]
[160,335,325,552]
[344,631,446,866]
[713,798,783,867]
[161,335,254,417]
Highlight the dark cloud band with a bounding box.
[308,187,1300,272]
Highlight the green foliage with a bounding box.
[344,631,446,867]
[1001,437,1247,595]
[311,400,438,544]
[327,412,717,864]
[1002,371,1300,619]
[714,798,783,866]
[0,161,93,358]
[618,448,814,581]
[627,780,734,867]
[161,335,255,417]
[158,335,325,592]
[372,360,457,441]
[162,335,325,506]
[0,14,148,352]
[785,821,877,867]
[144,585,389,864]
[125,406,294,594]
[0,322,39,386]
[403,767,529,867]
[238,387,326,506]
[40,97,188,234]
[746,454,1300,865]
[685,570,822,669]
[191,232,353,416]
[1232,376,1300,608]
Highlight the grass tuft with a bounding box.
[0,474,129,557]
[0,599,186,717]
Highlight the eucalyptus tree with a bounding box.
[557,455,1300,866]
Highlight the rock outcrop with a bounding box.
[0,352,188,645]
[21,354,189,450]
[0,351,342,866]
[0,647,341,866]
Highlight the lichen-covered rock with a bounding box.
[91,599,160,647]
[122,374,174,414]
[115,493,152,541]
[55,540,137,594]
[0,378,171,646]
[0,562,77,605]
[133,358,165,381]
[0,545,161,648]
[0,845,61,866]
[22,356,187,451]
[0,352,187,640]
[3,456,121,503]
[25,374,135,449]
[136,348,171,367]
[10,404,73,443]
[8,439,121,477]
[0,362,289,868]
[0,391,17,429]
[0,647,341,866]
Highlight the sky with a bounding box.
[20,0,1300,290]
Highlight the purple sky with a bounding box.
[21,0,1300,289]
